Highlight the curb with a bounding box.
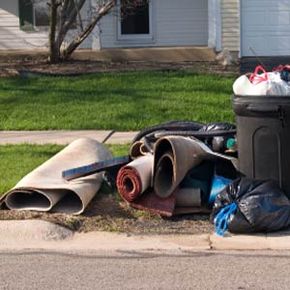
[1,220,290,251]
[210,230,290,250]
[0,220,210,251]
[0,220,73,248]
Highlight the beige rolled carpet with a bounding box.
[129,141,151,159]
[175,187,201,207]
[153,136,238,199]
[153,136,205,198]
[0,138,112,215]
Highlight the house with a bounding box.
[0,0,289,68]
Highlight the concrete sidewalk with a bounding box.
[1,220,290,251]
[0,130,138,145]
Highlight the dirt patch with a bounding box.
[0,54,239,78]
[0,189,213,235]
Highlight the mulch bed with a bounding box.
[0,55,239,78]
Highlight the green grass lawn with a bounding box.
[0,71,235,130]
[0,144,129,195]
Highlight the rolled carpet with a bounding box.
[153,136,205,199]
[0,138,112,215]
[117,154,154,202]
[129,141,144,159]
[175,187,201,207]
[153,136,238,199]
[129,141,151,159]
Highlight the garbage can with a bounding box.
[233,95,290,197]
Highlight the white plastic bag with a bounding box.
[233,65,290,96]
[266,72,290,95]
[233,75,268,96]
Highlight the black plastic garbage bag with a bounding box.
[199,122,236,133]
[199,122,236,154]
[211,178,290,235]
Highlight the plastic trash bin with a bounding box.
[233,95,290,198]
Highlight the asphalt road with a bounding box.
[1,249,290,290]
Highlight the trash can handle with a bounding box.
[246,104,280,114]
[246,104,285,126]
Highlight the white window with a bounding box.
[117,0,154,43]
[19,0,49,31]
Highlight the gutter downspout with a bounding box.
[91,0,102,50]
[208,0,222,52]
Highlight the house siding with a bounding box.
[0,4,48,50]
[221,0,240,52]
[0,0,91,50]
[98,0,208,49]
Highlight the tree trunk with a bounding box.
[49,0,60,63]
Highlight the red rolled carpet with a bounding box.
[117,154,176,217]
[117,155,154,202]
[117,167,143,202]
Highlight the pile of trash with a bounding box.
[1,118,289,237]
[0,121,238,223]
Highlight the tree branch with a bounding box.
[73,0,84,31]
[56,0,86,50]
[62,0,116,59]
